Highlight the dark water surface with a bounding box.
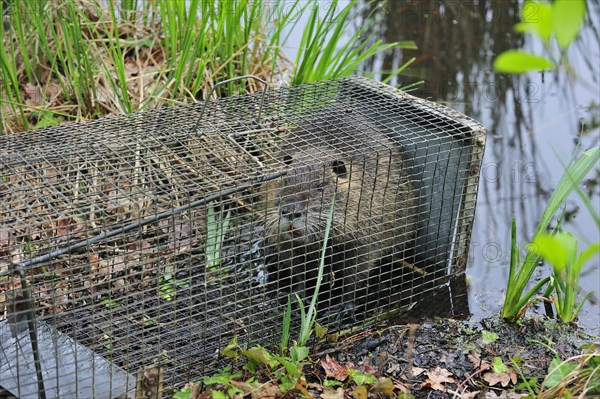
[285,0,599,333]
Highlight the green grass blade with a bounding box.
[535,146,599,238]
[280,296,292,354]
[298,192,336,346]
[502,146,599,320]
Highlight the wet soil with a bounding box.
[303,317,597,398]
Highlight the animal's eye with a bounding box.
[283,154,293,165]
[331,160,347,178]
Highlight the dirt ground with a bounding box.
[300,317,597,398]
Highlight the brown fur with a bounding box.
[263,107,417,306]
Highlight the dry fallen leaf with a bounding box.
[371,378,395,396]
[254,382,281,399]
[386,363,400,374]
[320,355,349,381]
[484,391,528,398]
[350,385,367,399]
[421,367,455,391]
[24,83,42,106]
[295,378,311,398]
[393,380,410,393]
[322,387,345,399]
[460,391,480,399]
[483,368,517,387]
[411,366,426,377]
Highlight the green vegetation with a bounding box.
[501,146,599,321]
[205,203,232,272]
[495,0,599,324]
[172,189,338,399]
[0,0,414,133]
[535,233,599,322]
[494,0,587,73]
[291,0,416,85]
[513,341,600,398]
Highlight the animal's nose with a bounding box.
[281,204,304,220]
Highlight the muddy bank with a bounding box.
[306,317,597,398]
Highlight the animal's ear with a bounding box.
[283,154,293,165]
[331,160,347,178]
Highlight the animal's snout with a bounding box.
[280,203,305,220]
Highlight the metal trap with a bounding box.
[0,76,486,398]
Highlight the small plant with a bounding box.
[1,0,413,131]
[501,145,599,320]
[175,196,337,399]
[513,340,600,398]
[292,0,417,85]
[538,351,600,398]
[205,203,232,272]
[295,193,336,347]
[158,273,190,301]
[216,337,311,397]
[494,0,587,74]
[533,232,599,322]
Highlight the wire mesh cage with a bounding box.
[0,76,486,398]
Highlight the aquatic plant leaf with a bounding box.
[535,145,600,239]
[552,0,586,49]
[516,1,553,41]
[533,233,576,273]
[493,50,554,74]
[576,242,600,272]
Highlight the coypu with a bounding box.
[263,107,417,319]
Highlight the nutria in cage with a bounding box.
[262,106,417,318]
[0,76,486,398]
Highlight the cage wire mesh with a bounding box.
[0,76,486,398]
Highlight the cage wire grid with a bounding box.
[0,76,486,398]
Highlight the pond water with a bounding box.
[284,1,599,333]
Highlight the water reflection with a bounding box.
[364,0,600,332]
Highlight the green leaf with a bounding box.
[323,379,344,387]
[221,337,239,358]
[315,321,328,338]
[347,369,378,386]
[290,345,309,363]
[273,355,302,376]
[494,50,554,74]
[243,346,272,366]
[577,242,600,271]
[533,233,577,272]
[482,330,499,345]
[202,367,242,386]
[517,1,553,41]
[278,374,296,393]
[211,390,228,399]
[492,357,509,373]
[552,0,586,49]
[397,40,418,49]
[535,146,600,238]
[544,358,576,388]
[173,388,192,399]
